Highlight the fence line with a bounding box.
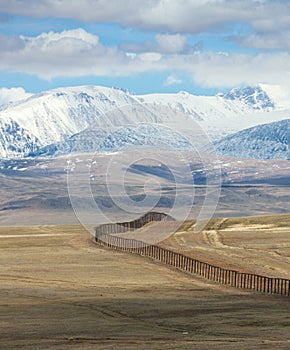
[95,213,290,297]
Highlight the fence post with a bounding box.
[94,215,290,298]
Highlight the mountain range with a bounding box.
[0,84,290,160]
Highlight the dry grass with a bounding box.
[0,224,289,349]
[160,214,290,278]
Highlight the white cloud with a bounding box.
[234,31,290,50]
[164,75,183,86]
[2,1,290,39]
[2,29,290,92]
[0,29,129,79]
[121,33,190,55]
[259,83,290,109]
[139,52,162,62]
[0,87,32,106]
[0,0,145,22]
[155,33,187,53]
[181,51,290,88]
[1,1,290,51]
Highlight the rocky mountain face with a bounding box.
[0,84,289,159]
[0,117,40,158]
[221,86,275,110]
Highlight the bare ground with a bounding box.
[0,224,289,349]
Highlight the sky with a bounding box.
[0,0,290,101]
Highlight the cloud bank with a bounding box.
[1,0,290,50]
[1,1,290,93]
[0,87,32,106]
[0,28,290,90]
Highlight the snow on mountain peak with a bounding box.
[0,84,290,159]
[221,85,275,110]
[0,85,138,149]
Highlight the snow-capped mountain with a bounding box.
[220,86,275,111]
[29,124,193,157]
[0,116,40,158]
[137,86,288,140]
[0,84,289,159]
[214,119,290,160]
[0,86,137,148]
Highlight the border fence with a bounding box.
[95,212,290,297]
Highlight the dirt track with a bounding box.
[159,215,290,279]
[0,224,290,349]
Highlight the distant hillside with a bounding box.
[214,119,290,160]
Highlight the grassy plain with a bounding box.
[0,223,289,350]
[160,214,290,278]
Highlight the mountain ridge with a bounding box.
[214,119,290,160]
[0,84,289,159]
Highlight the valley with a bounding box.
[1,152,290,226]
[2,3,290,350]
[0,84,290,350]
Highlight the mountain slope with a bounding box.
[214,119,290,160]
[0,84,289,159]
[0,86,138,148]
[29,124,194,157]
[0,116,40,158]
[137,86,287,140]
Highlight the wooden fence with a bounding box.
[95,212,175,235]
[95,213,290,297]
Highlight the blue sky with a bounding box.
[0,0,290,99]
